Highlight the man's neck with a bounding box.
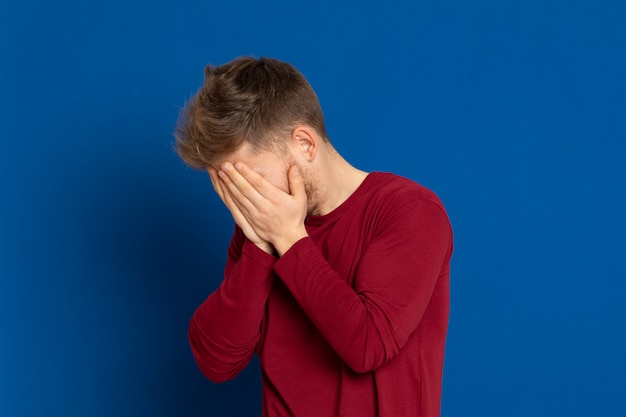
[308,150,369,216]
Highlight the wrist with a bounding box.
[274,230,308,257]
[254,241,275,255]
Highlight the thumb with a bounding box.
[288,165,307,200]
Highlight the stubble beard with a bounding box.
[301,166,321,216]
[282,154,321,216]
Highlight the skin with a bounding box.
[209,125,369,256]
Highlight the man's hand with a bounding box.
[208,167,275,254]
[215,162,309,256]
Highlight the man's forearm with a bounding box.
[189,237,276,381]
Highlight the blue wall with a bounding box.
[1,1,625,416]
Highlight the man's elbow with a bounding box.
[188,325,252,383]
[340,333,403,374]
[342,350,392,374]
[195,358,239,383]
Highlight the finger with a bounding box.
[217,177,255,226]
[223,162,277,202]
[288,165,307,201]
[208,167,220,191]
[208,167,228,203]
[210,167,249,218]
[215,170,243,209]
[234,162,277,199]
[219,166,268,213]
[219,163,268,212]
[210,168,264,243]
[221,183,245,213]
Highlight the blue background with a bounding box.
[1,0,625,416]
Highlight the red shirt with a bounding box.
[189,172,453,417]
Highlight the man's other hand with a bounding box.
[208,167,275,255]
[216,162,308,256]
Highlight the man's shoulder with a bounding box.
[355,172,451,235]
[365,172,443,206]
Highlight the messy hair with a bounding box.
[175,56,328,169]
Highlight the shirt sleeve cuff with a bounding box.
[242,239,277,268]
[274,237,317,274]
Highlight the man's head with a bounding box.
[175,56,329,170]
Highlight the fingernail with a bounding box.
[235,162,243,170]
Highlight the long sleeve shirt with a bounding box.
[189,172,454,417]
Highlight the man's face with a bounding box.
[217,142,293,193]
[216,142,319,214]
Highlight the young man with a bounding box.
[176,57,453,417]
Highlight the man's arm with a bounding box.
[189,226,276,382]
[216,163,452,373]
[188,169,278,382]
[274,199,452,373]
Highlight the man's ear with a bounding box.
[290,126,318,162]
